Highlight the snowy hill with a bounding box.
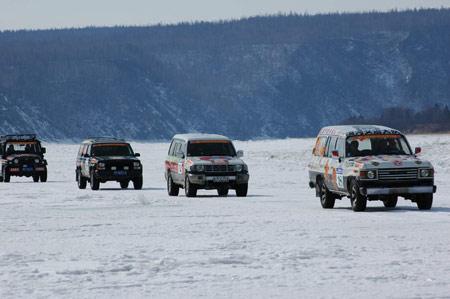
[0,9,449,140]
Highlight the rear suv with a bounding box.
[165,134,249,197]
[76,137,143,190]
[0,134,47,183]
[308,125,436,211]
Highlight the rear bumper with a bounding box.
[361,185,436,196]
[187,172,249,189]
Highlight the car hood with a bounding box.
[187,156,245,165]
[347,155,433,169]
[6,154,41,160]
[94,156,140,162]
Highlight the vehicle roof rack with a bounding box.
[0,134,37,142]
[83,137,126,143]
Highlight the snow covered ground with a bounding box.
[1,135,450,298]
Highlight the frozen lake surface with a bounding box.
[1,135,450,298]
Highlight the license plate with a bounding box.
[213,176,229,183]
[23,166,33,171]
[114,170,127,176]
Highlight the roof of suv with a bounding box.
[318,125,402,138]
[81,137,127,144]
[0,134,37,143]
[172,133,231,142]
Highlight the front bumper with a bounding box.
[93,169,142,181]
[362,185,436,196]
[187,172,249,189]
[6,165,47,177]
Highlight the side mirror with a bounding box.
[134,153,140,157]
[332,150,339,158]
[237,150,244,158]
[41,147,46,154]
[83,153,90,158]
[415,147,422,155]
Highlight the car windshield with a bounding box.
[5,141,41,155]
[346,134,412,157]
[187,141,236,157]
[92,144,133,157]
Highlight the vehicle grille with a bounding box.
[205,165,235,172]
[378,168,418,181]
[105,160,133,170]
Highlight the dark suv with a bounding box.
[0,134,47,183]
[76,137,143,190]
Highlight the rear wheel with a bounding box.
[77,170,87,189]
[120,180,129,189]
[40,171,47,183]
[133,177,143,190]
[167,175,179,196]
[236,183,248,197]
[33,175,39,182]
[318,178,335,209]
[185,176,197,197]
[383,196,398,208]
[0,175,3,182]
[217,187,229,197]
[416,194,433,210]
[90,171,100,190]
[350,180,367,212]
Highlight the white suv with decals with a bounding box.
[165,134,249,197]
[308,125,436,211]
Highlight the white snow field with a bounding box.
[1,135,450,298]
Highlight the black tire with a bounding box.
[217,187,229,197]
[236,183,248,197]
[33,175,40,182]
[383,196,398,208]
[90,171,100,190]
[0,176,3,182]
[416,194,433,210]
[185,176,197,197]
[167,175,179,196]
[133,176,143,190]
[40,171,47,183]
[120,180,129,189]
[3,170,10,183]
[318,178,335,209]
[350,179,367,212]
[77,170,87,189]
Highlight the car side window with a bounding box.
[168,140,176,156]
[336,138,345,157]
[326,137,337,157]
[78,145,84,157]
[86,145,92,157]
[313,136,328,157]
[173,143,181,156]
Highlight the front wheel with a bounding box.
[40,171,47,183]
[318,178,335,209]
[167,175,179,196]
[33,175,39,182]
[90,171,100,190]
[185,176,197,197]
[350,180,367,212]
[3,170,10,183]
[120,180,129,189]
[236,183,248,197]
[77,170,87,189]
[133,177,143,190]
[217,187,229,197]
[416,194,433,210]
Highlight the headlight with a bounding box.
[133,162,141,169]
[420,169,433,178]
[367,170,376,179]
[97,162,106,170]
[234,164,243,172]
[34,158,40,164]
[14,159,19,164]
[193,164,204,172]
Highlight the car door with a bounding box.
[81,145,91,177]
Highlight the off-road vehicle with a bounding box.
[165,134,249,197]
[0,134,47,183]
[76,137,143,190]
[308,125,436,211]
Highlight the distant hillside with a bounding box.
[0,9,449,140]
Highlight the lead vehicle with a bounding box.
[308,125,436,211]
[76,137,143,190]
[0,134,47,182]
[165,134,249,197]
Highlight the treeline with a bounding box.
[341,105,450,133]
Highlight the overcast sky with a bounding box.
[1,0,449,31]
